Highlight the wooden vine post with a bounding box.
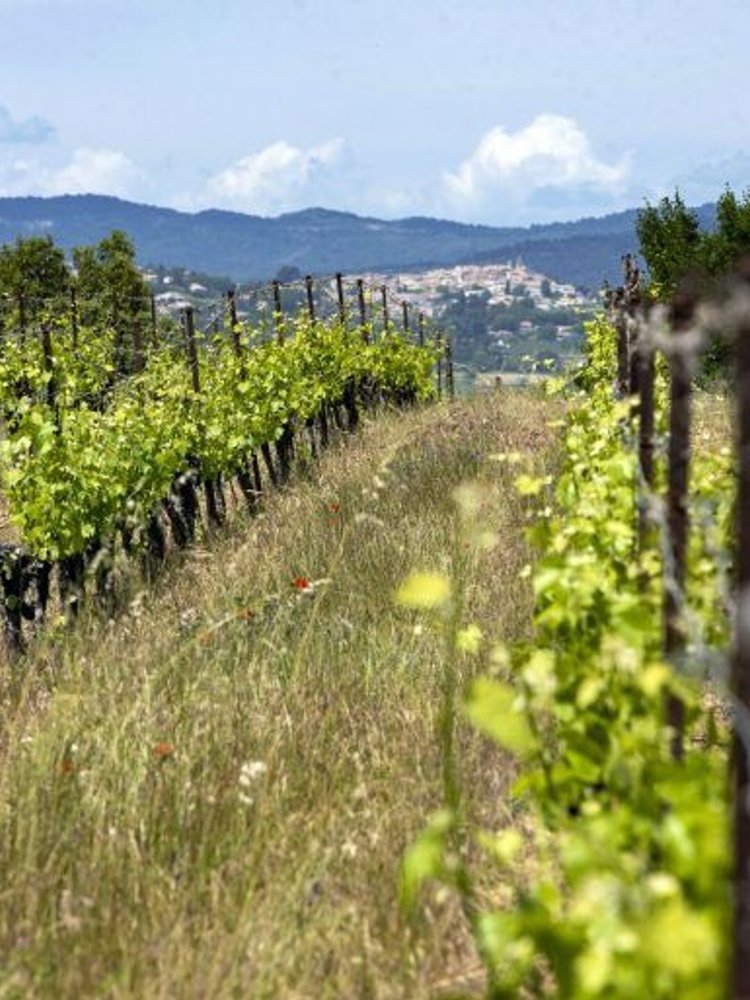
[418,311,425,347]
[625,255,642,396]
[614,285,629,397]
[185,306,221,525]
[227,289,242,358]
[228,288,261,513]
[1,546,26,659]
[150,293,158,348]
[335,272,346,328]
[621,259,653,554]
[339,274,358,432]
[40,322,56,415]
[732,260,750,1000]
[272,280,285,342]
[306,275,316,323]
[446,337,455,400]
[637,307,656,550]
[357,279,368,343]
[663,288,696,761]
[381,285,389,335]
[70,286,79,350]
[226,292,258,511]
[402,301,410,338]
[270,282,294,477]
[184,306,200,393]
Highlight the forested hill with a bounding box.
[0,194,716,290]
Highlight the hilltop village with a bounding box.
[145,259,597,375]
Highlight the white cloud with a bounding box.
[45,148,143,196]
[207,138,345,213]
[0,147,145,198]
[443,115,630,215]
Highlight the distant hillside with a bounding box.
[0,194,717,290]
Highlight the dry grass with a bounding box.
[692,390,733,456]
[0,391,561,999]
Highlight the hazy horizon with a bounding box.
[0,189,715,231]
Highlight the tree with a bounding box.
[73,231,150,372]
[274,265,302,283]
[708,188,750,273]
[637,187,750,379]
[636,192,703,294]
[0,235,70,327]
[638,188,750,293]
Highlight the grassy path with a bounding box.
[0,391,560,999]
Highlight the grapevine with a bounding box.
[401,314,734,997]
[0,304,439,635]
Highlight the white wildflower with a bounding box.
[239,760,267,788]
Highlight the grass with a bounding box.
[0,391,561,999]
[692,388,732,455]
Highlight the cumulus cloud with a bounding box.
[0,147,145,198]
[442,115,630,217]
[0,105,56,144]
[43,148,143,196]
[207,138,345,213]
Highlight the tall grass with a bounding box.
[0,391,560,999]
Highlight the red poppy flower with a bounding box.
[329,502,341,513]
[293,576,311,591]
[154,742,175,759]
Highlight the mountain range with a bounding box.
[0,194,717,291]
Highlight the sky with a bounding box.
[0,0,748,226]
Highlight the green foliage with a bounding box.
[571,314,618,392]
[73,230,151,372]
[637,186,750,293]
[636,192,703,294]
[437,288,588,373]
[403,316,732,997]
[0,231,439,563]
[0,230,156,383]
[0,310,438,561]
[696,188,750,281]
[637,187,750,379]
[0,235,70,327]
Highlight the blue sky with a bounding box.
[0,0,748,225]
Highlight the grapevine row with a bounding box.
[0,300,441,655]
[402,270,749,996]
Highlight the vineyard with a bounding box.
[1,208,750,997]
[0,263,445,654]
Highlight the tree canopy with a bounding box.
[0,235,70,320]
[637,188,750,295]
[0,229,152,373]
[636,188,750,377]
